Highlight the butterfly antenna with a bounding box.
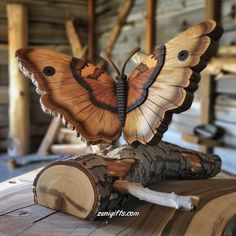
[100,51,120,77]
[120,47,140,77]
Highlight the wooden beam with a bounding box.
[182,133,222,147]
[218,45,236,56]
[206,57,236,75]
[37,117,61,155]
[50,144,93,155]
[202,0,220,123]
[7,4,29,157]
[199,0,220,153]
[205,0,220,21]
[200,73,214,125]
[98,0,134,68]
[145,0,156,54]
[65,19,84,58]
[88,0,95,61]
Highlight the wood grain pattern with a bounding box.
[7,4,30,156]
[16,48,121,144]
[16,20,223,145]
[33,141,222,219]
[1,169,236,236]
[124,20,223,144]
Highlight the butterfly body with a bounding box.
[115,76,127,126]
[16,20,223,145]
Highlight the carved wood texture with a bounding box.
[33,141,221,219]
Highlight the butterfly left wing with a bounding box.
[123,20,223,144]
[16,48,122,144]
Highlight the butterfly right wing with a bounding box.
[123,20,223,144]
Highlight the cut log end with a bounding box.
[33,142,221,219]
[34,162,98,219]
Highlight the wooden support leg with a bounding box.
[7,4,29,157]
[37,117,61,156]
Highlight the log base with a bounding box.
[34,161,98,219]
[33,142,222,220]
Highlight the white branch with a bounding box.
[113,180,199,210]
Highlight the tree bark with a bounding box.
[33,141,221,219]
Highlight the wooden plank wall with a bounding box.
[95,0,236,174]
[0,0,88,152]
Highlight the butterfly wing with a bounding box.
[124,20,223,144]
[16,48,121,144]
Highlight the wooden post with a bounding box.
[88,0,95,61]
[200,0,220,153]
[7,4,29,157]
[145,0,156,54]
[205,0,220,21]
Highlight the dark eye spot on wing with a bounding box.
[178,50,189,61]
[43,66,56,76]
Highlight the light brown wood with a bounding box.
[50,143,93,155]
[131,45,236,59]
[185,192,236,236]
[37,117,61,155]
[205,0,220,21]
[16,21,222,145]
[7,4,29,156]
[16,48,122,144]
[36,18,88,156]
[200,73,214,153]
[65,19,83,58]
[56,128,80,144]
[98,0,134,68]
[182,133,222,147]
[145,0,155,54]
[219,45,236,56]
[200,73,214,123]
[200,0,220,153]
[124,21,222,144]
[35,164,96,219]
[206,57,236,75]
[88,0,95,61]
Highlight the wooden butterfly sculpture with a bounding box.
[16,20,223,145]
